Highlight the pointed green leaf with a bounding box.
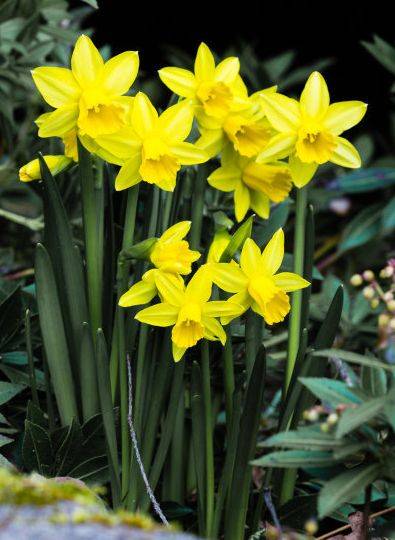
[35,243,78,425]
[318,463,381,517]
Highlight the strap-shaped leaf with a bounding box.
[39,154,89,377]
[35,243,78,425]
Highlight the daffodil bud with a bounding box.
[350,274,363,286]
[19,155,72,182]
[120,238,158,261]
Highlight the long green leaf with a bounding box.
[35,243,78,425]
[96,329,121,506]
[336,396,386,438]
[262,426,346,450]
[299,377,362,408]
[318,463,381,517]
[39,154,89,377]
[225,345,266,540]
[252,450,338,468]
[313,348,394,372]
[80,323,99,421]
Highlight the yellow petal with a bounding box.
[208,262,247,293]
[31,67,80,108]
[103,51,139,95]
[132,92,158,138]
[260,93,301,132]
[95,127,142,161]
[300,71,329,119]
[158,67,196,98]
[154,271,185,306]
[171,142,208,165]
[249,190,270,219]
[234,182,250,222]
[203,301,243,318]
[324,101,367,136]
[159,221,191,243]
[273,272,310,292]
[71,34,104,88]
[220,291,250,324]
[289,154,318,188]
[186,267,212,303]
[330,137,361,169]
[135,302,179,326]
[195,129,224,158]
[256,133,297,163]
[208,165,240,192]
[202,316,226,345]
[214,57,240,84]
[115,152,142,191]
[194,42,216,81]
[38,104,79,137]
[158,101,194,142]
[240,238,261,277]
[118,280,157,307]
[261,228,284,275]
[19,155,72,182]
[172,342,187,362]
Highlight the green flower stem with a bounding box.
[285,185,308,393]
[201,341,214,537]
[190,166,206,250]
[223,331,235,430]
[281,185,308,506]
[168,390,185,503]
[127,188,159,510]
[245,310,259,381]
[116,186,139,500]
[78,143,104,336]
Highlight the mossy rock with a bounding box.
[0,468,195,539]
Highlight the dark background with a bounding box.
[85,0,394,140]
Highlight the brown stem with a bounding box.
[315,505,395,540]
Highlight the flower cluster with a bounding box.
[123,223,309,361]
[21,37,366,223]
[350,261,395,347]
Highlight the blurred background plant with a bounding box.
[1,1,395,539]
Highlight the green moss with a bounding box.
[0,468,163,531]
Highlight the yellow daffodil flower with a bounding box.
[135,268,243,361]
[208,229,309,325]
[32,35,139,143]
[94,93,208,191]
[159,42,243,122]
[208,146,292,222]
[257,71,367,187]
[19,155,73,182]
[196,89,276,159]
[119,221,200,307]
